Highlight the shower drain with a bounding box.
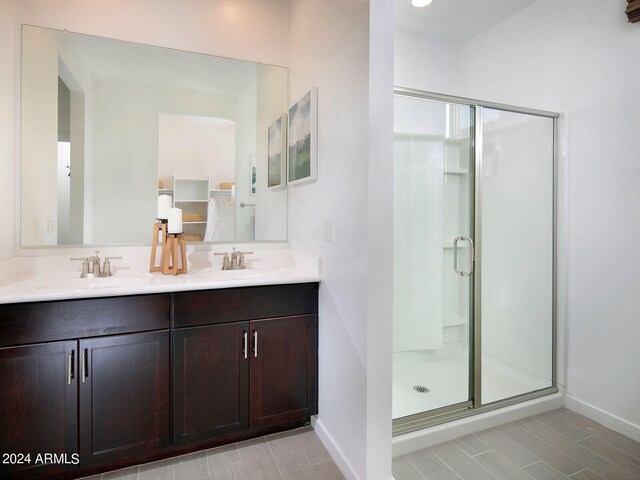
[413,385,430,393]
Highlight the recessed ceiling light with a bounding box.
[411,0,433,7]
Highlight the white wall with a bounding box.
[367,1,395,478]
[461,0,640,434]
[394,28,464,96]
[15,0,289,67]
[288,0,369,475]
[289,0,393,479]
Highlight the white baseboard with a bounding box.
[392,393,564,457]
[565,395,640,443]
[312,416,361,480]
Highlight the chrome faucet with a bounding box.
[90,251,101,275]
[71,251,122,278]
[214,247,253,270]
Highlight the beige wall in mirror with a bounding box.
[21,25,288,247]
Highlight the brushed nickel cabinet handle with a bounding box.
[253,331,258,358]
[243,332,248,359]
[81,349,87,383]
[67,350,74,385]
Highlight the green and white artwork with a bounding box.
[268,115,285,189]
[288,89,317,185]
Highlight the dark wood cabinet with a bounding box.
[79,331,170,465]
[0,331,170,477]
[173,284,317,328]
[0,341,78,479]
[172,323,249,444]
[173,312,318,446]
[250,315,317,428]
[0,294,171,478]
[0,294,170,348]
[0,282,318,479]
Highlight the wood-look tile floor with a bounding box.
[81,426,344,480]
[394,408,640,480]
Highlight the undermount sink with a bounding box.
[35,272,153,292]
[36,278,119,291]
[188,268,262,281]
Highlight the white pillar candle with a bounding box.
[157,195,172,220]
[167,207,182,234]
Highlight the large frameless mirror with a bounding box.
[21,25,288,247]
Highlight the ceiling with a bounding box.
[395,0,538,43]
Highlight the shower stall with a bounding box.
[393,88,557,435]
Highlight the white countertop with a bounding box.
[0,247,320,304]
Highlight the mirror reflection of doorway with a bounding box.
[56,71,84,245]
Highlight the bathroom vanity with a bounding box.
[7,20,320,479]
[0,282,318,480]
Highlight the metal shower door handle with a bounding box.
[453,237,464,275]
[453,236,474,277]
[463,236,475,276]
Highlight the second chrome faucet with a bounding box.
[214,247,253,270]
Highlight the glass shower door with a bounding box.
[393,95,475,420]
[393,89,558,435]
[479,108,554,404]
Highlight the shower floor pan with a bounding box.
[393,346,550,420]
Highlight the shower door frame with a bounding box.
[393,88,559,436]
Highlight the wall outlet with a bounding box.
[322,218,331,241]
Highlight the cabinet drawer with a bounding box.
[0,294,170,347]
[173,283,318,328]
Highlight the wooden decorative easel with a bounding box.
[163,233,187,275]
[149,221,168,273]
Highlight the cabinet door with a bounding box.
[0,341,78,478]
[79,331,170,465]
[250,315,317,428]
[173,322,249,444]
